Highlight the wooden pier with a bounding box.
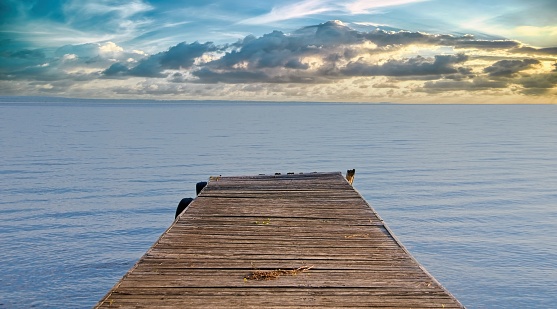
[96,172,464,308]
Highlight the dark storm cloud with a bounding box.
[510,46,557,55]
[454,40,521,49]
[342,54,469,77]
[0,45,46,64]
[191,68,269,83]
[126,54,167,78]
[9,49,47,59]
[303,22,503,49]
[423,69,557,96]
[0,48,61,81]
[516,71,557,95]
[362,30,522,50]
[1,65,61,81]
[364,30,456,47]
[483,59,541,77]
[103,41,218,78]
[102,62,130,77]
[300,21,365,46]
[0,41,138,82]
[520,73,557,89]
[160,42,217,69]
[422,78,508,92]
[0,60,97,83]
[0,47,48,80]
[210,30,313,71]
[191,67,330,84]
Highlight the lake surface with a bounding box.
[1,97,556,308]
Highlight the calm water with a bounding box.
[1,98,556,308]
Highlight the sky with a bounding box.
[1,0,556,103]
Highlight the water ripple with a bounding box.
[1,102,556,308]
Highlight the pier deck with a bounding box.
[96,172,464,308]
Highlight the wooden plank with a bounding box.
[95,172,464,308]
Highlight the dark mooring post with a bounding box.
[346,169,355,185]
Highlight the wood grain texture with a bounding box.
[96,172,464,308]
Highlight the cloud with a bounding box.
[342,0,430,14]
[55,43,107,58]
[510,46,557,56]
[102,62,130,76]
[0,60,98,83]
[454,40,521,50]
[159,42,217,69]
[0,41,137,83]
[516,71,557,95]
[240,0,335,25]
[520,73,557,89]
[9,49,47,59]
[197,21,478,83]
[103,41,218,78]
[483,59,541,77]
[191,68,270,84]
[360,30,522,50]
[186,22,547,86]
[62,0,154,34]
[240,0,430,25]
[342,54,469,77]
[363,30,453,47]
[71,0,153,19]
[210,31,306,70]
[422,78,508,92]
[423,62,557,96]
[3,20,557,102]
[0,0,156,53]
